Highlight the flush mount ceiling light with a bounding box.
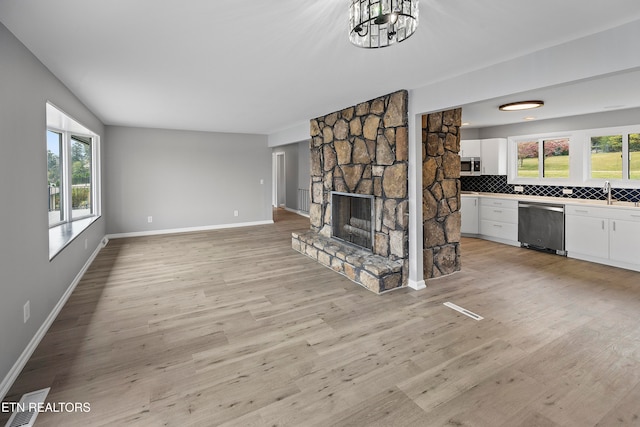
[498,100,544,111]
[349,0,419,48]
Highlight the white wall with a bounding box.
[478,107,640,139]
[105,126,272,235]
[267,122,309,148]
[0,22,106,398]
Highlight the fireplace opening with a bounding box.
[331,192,374,251]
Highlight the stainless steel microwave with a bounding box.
[460,157,481,176]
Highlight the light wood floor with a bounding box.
[3,209,640,426]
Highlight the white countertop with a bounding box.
[461,191,640,210]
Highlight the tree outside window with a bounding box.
[542,138,570,178]
[517,141,538,177]
[517,138,569,178]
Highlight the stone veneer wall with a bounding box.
[293,90,409,293]
[422,109,462,278]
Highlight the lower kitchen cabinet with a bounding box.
[460,196,479,234]
[565,213,609,259]
[565,204,640,271]
[478,198,518,245]
[610,218,640,265]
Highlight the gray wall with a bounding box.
[460,128,480,140]
[105,126,272,234]
[298,140,311,193]
[0,22,106,393]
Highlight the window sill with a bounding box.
[49,216,100,260]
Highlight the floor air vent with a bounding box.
[443,302,484,321]
[5,388,50,427]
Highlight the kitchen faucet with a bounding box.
[603,180,614,205]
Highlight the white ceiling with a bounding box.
[461,69,640,129]
[2,0,640,135]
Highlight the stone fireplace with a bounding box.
[331,192,374,251]
[292,90,409,294]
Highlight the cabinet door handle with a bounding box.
[613,221,616,232]
[575,209,589,213]
[474,200,477,207]
[493,224,503,228]
[602,220,605,230]
[631,214,640,218]
[494,210,502,213]
[493,202,503,206]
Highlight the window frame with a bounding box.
[47,129,64,227]
[47,128,97,226]
[586,126,640,183]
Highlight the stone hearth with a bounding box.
[292,90,409,294]
[292,231,403,293]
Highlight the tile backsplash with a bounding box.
[461,175,640,203]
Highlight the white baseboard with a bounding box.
[0,238,107,401]
[106,220,274,239]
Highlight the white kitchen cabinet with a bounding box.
[478,198,518,245]
[460,139,481,158]
[460,196,479,234]
[565,213,609,259]
[609,214,640,265]
[565,204,640,271]
[480,138,507,175]
[460,138,507,175]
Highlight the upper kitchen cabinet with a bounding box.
[480,138,507,175]
[460,138,507,175]
[460,139,481,158]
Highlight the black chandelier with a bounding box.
[349,0,419,48]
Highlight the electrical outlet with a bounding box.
[562,188,573,195]
[233,210,239,217]
[514,186,524,193]
[23,301,30,323]
[147,216,153,223]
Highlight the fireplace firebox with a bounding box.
[331,192,374,251]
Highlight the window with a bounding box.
[542,138,570,178]
[510,126,640,186]
[516,137,570,179]
[47,130,96,225]
[517,140,538,178]
[47,103,100,259]
[590,135,623,179]
[589,131,639,180]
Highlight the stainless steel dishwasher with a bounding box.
[518,202,566,255]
